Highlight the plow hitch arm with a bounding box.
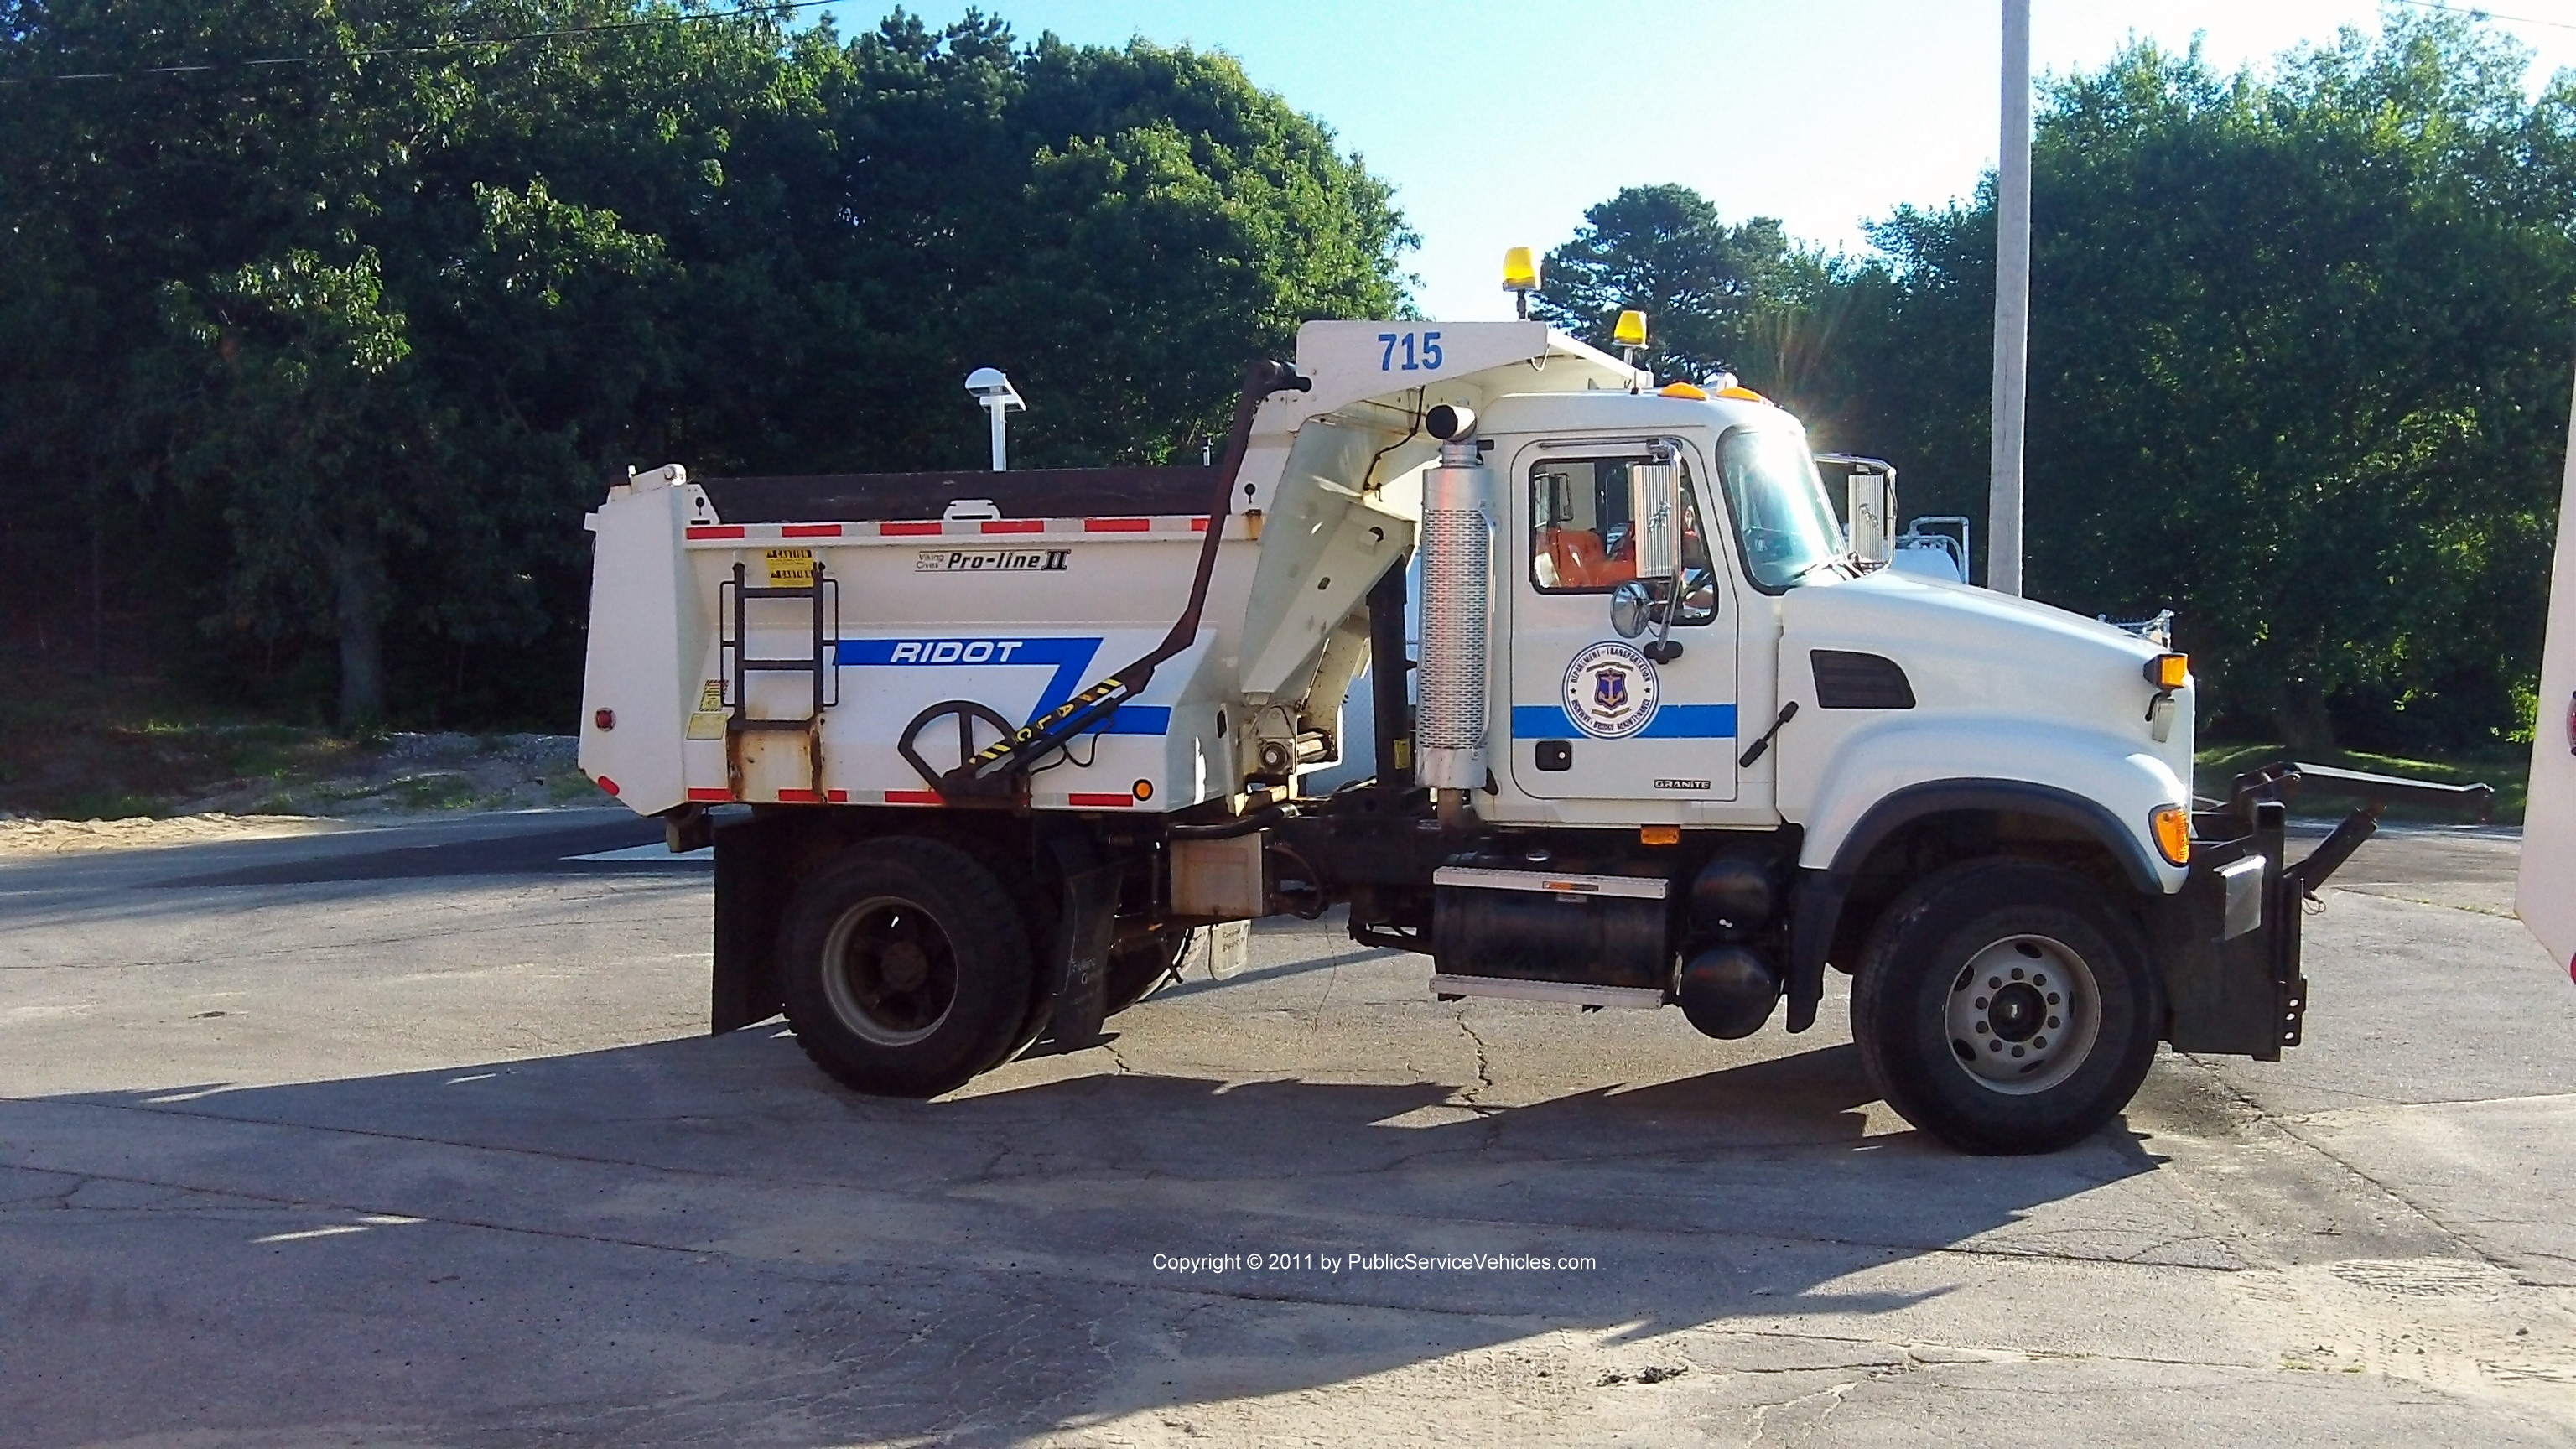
[2225,760,2496,899]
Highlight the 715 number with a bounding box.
[1378,330,1443,372]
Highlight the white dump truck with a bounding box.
[579,319,2404,1154]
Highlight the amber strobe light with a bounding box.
[1502,247,1540,319]
[2151,805,2192,866]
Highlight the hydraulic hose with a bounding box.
[941,359,1312,792]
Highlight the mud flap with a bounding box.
[1030,834,1120,1055]
[1782,870,1842,1033]
[711,812,797,1034]
[1191,919,1253,979]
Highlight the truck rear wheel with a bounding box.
[779,838,1032,1098]
[1851,860,2160,1155]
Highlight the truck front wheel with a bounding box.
[1851,860,2161,1155]
[779,838,1033,1098]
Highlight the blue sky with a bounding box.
[821,2,2576,322]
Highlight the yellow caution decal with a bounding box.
[765,548,816,588]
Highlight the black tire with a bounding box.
[1104,927,1192,1016]
[1851,859,2161,1156]
[778,838,1033,1098]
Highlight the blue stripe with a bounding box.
[1510,703,1737,740]
[1640,704,1737,739]
[1098,705,1171,735]
[1512,704,1579,738]
[835,636,1104,724]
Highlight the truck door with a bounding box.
[1508,440,1741,802]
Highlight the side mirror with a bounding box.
[1609,579,1654,639]
[1629,460,1680,579]
[1680,570,1717,621]
[1820,454,1898,566]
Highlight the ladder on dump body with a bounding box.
[721,558,839,799]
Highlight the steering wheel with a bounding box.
[1742,527,1798,564]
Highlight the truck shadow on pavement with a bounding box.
[12,1025,2177,1446]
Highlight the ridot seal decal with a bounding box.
[1561,641,1659,740]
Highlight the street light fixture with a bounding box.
[964,366,1025,471]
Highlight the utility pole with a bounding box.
[1989,0,2033,596]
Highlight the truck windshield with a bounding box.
[1715,429,1846,589]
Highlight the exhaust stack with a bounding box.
[1418,404,1490,828]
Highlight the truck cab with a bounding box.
[579,319,2340,1155]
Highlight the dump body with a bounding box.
[581,465,1256,814]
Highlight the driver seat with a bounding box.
[1547,528,1635,589]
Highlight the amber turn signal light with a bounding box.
[2144,653,2189,691]
[2150,805,2192,866]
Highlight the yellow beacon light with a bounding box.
[1503,247,1540,318]
[1614,309,1649,392]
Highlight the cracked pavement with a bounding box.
[2,812,2573,1445]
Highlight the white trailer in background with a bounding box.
[579,319,2402,1155]
[2519,369,2576,979]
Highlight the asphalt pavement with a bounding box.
[2,811,2571,1446]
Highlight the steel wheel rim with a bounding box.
[820,895,958,1047]
[1944,932,2101,1095]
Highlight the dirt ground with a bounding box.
[0,813,353,858]
[0,729,600,844]
[164,730,597,818]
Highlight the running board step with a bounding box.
[1429,974,1665,1010]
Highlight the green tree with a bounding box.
[0,2,1411,728]
[1531,184,1811,387]
[2001,14,2576,751]
[159,252,444,727]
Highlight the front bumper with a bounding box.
[2150,760,2495,1060]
